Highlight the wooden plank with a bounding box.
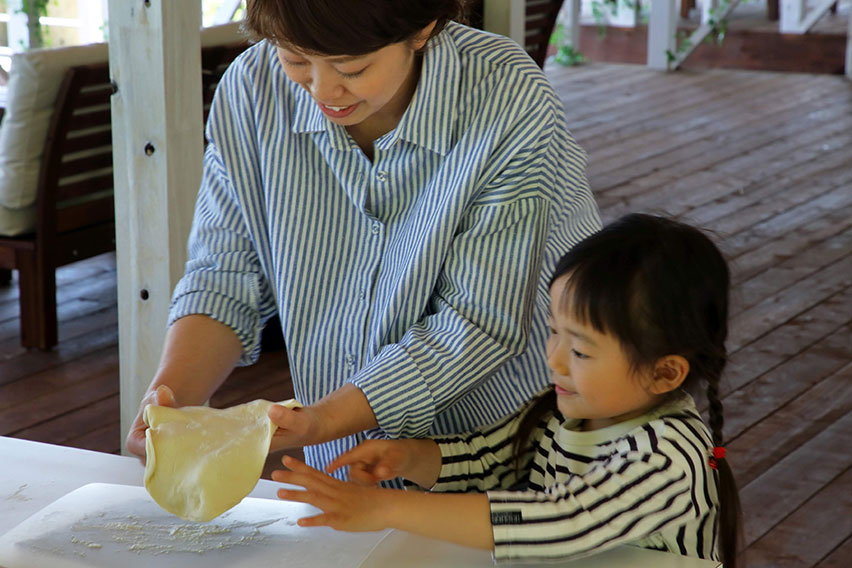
[814,536,852,568]
[0,308,117,383]
[736,229,852,311]
[727,362,852,488]
[723,323,852,440]
[602,93,852,220]
[67,421,122,454]
[0,272,116,356]
[725,286,852,395]
[13,394,119,446]
[591,90,852,206]
[740,412,852,546]
[745,466,852,566]
[728,249,851,349]
[0,349,118,435]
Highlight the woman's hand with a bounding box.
[329,438,443,488]
[267,383,379,451]
[267,404,325,452]
[273,456,394,532]
[125,384,177,461]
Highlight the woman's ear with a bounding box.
[412,20,438,50]
[649,355,690,394]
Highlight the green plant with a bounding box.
[19,0,51,49]
[550,20,587,67]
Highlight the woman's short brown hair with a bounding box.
[244,0,464,55]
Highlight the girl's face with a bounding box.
[546,275,661,431]
[276,23,434,140]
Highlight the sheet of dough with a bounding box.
[143,398,302,522]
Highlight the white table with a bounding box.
[0,437,721,567]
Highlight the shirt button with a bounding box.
[371,223,381,235]
[345,354,355,366]
[376,171,387,182]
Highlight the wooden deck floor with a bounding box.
[2,63,851,567]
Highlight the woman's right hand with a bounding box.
[125,384,177,461]
[327,438,441,488]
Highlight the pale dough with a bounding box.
[143,398,302,522]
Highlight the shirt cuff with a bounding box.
[348,343,435,439]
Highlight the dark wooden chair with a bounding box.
[465,0,565,68]
[0,63,115,350]
[524,0,566,67]
[0,41,250,350]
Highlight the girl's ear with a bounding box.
[649,355,690,394]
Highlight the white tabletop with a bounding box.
[0,437,721,567]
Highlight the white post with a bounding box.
[7,0,30,53]
[779,0,805,33]
[647,0,677,70]
[561,0,581,51]
[78,0,105,44]
[701,0,719,25]
[109,0,204,450]
[483,0,526,46]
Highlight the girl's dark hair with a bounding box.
[244,0,464,55]
[513,213,742,567]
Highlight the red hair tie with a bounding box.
[708,446,726,470]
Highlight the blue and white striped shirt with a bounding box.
[170,22,601,473]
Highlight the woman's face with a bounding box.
[276,23,434,136]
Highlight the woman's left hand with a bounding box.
[272,455,392,532]
[268,404,323,451]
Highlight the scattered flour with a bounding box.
[67,512,283,555]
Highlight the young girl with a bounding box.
[273,213,741,566]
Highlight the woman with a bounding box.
[126,0,601,478]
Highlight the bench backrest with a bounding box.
[38,63,115,265]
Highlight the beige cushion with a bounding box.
[0,22,245,237]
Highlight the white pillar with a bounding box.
[109,0,204,450]
[561,0,581,50]
[483,0,526,46]
[701,0,719,26]
[78,0,105,44]
[6,0,30,53]
[779,0,806,33]
[647,0,677,70]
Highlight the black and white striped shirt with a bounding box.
[168,22,601,474]
[432,394,720,563]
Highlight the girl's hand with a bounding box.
[273,456,393,532]
[125,384,177,461]
[329,438,442,488]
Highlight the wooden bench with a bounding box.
[0,41,248,350]
[0,63,114,350]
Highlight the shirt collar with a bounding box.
[376,27,460,156]
[291,84,356,150]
